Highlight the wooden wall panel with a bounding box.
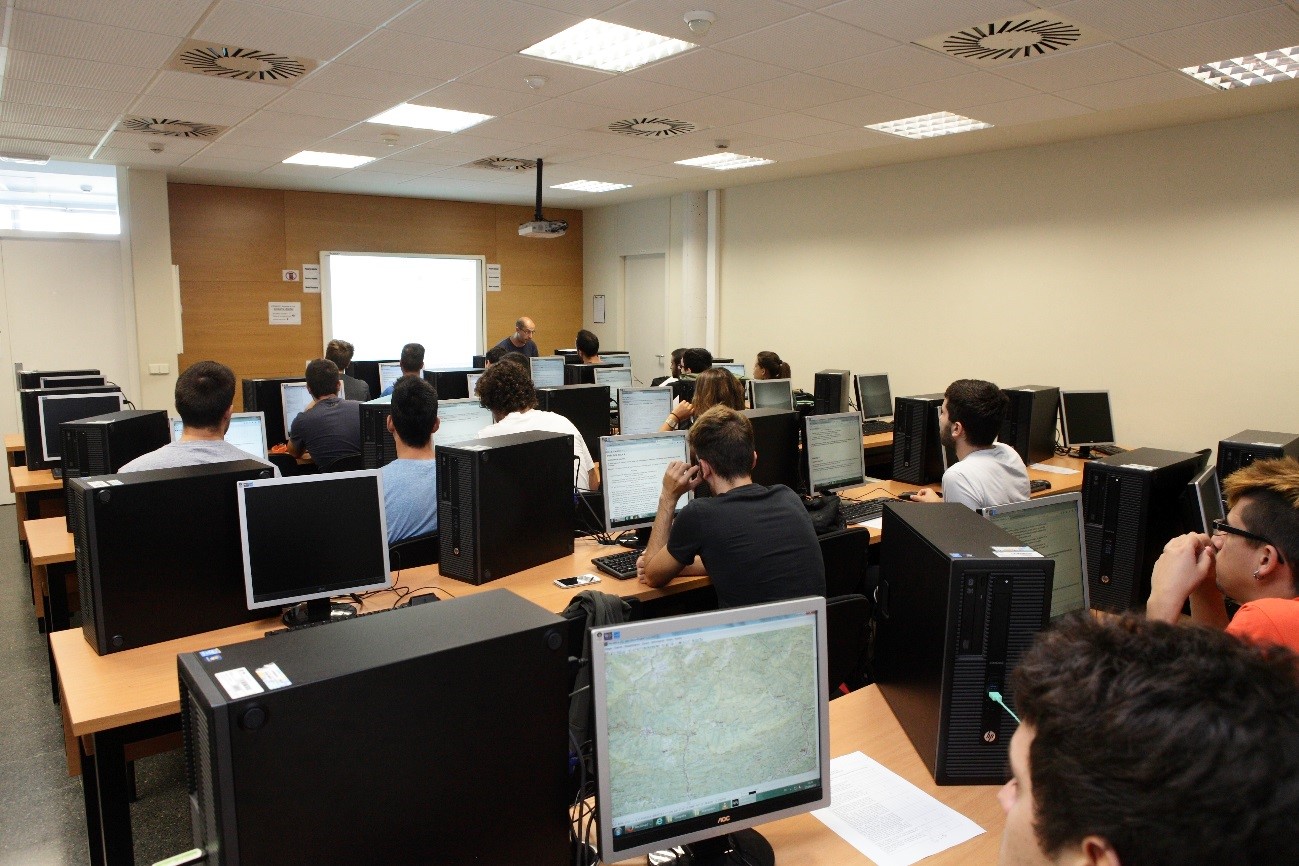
[169,183,582,407]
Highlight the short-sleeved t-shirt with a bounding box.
[494,336,539,357]
[477,409,594,492]
[1227,596,1299,653]
[118,438,278,474]
[942,443,1031,510]
[667,483,826,608]
[381,458,437,543]
[287,396,362,471]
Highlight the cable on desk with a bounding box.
[840,485,904,502]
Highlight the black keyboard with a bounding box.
[1090,444,1127,456]
[861,419,894,436]
[839,497,890,524]
[592,549,641,580]
[1030,479,1052,494]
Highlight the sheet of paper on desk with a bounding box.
[854,517,883,530]
[1029,463,1079,475]
[812,751,984,866]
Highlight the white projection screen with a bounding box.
[320,252,484,366]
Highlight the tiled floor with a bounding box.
[0,505,190,866]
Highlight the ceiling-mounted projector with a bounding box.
[519,157,566,238]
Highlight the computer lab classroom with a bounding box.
[3,2,1299,864]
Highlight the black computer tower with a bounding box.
[359,401,397,470]
[563,363,620,385]
[536,384,610,462]
[241,377,305,448]
[1000,386,1058,466]
[812,369,850,415]
[1082,447,1203,613]
[438,432,574,584]
[68,460,274,654]
[429,368,483,401]
[744,407,803,493]
[875,502,1052,785]
[60,409,171,525]
[892,393,945,485]
[19,385,124,472]
[179,589,570,866]
[555,348,581,364]
[1218,430,1299,481]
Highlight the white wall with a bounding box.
[584,196,670,353]
[589,107,1299,456]
[121,169,181,412]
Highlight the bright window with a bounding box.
[0,161,120,235]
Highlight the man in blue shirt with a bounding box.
[382,375,439,543]
[493,316,539,357]
[381,342,425,397]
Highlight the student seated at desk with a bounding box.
[661,367,745,432]
[483,345,508,366]
[382,376,438,543]
[910,379,1029,510]
[474,360,597,492]
[653,347,687,388]
[576,328,601,364]
[381,342,424,397]
[286,359,362,471]
[326,338,370,402]
[753,350,791,379]
[637,406,825,607]
[1000,614,1299,866]
[120,360,278,474]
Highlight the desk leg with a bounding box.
[79,740,105,866]
[17,490,29,562]
[45,562,73,704]
[87,716,182,866]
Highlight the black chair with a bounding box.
[819,527,870,598]
[388,530,439,571]
[323,452,364,472]
[267,452,300,477]
[825,593,871,698]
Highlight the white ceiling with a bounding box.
[3,0,1298,208]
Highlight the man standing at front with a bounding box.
[494,316,539,357]
[637,406,825,607]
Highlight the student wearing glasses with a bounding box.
[1147,456,1299,651]
[494,316,539,357]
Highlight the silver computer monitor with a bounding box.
[600,431,692,532]
[378,362,403,394]
[804,411,864,494]
[529,356,566,389]
[435,397,494,447]
[854,373,892,420]
[466,372,483,396]
[1188,464,1225,535]
[602,353,632,368]
[981,492,1091,619]
[593,366,633,393]
[36,390,125,463]
[591,597,831,862]
[171,411,268,460]
[716,362,745,379]
[618,388,672,436]
[1060,390,1115,450]
[280,381,314,440]
[748,378,794,411]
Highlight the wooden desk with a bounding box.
[27,517,76,701]
[10,465,64,559]
[6,432,24,486]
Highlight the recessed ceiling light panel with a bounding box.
[166,40,315,85]
[675,152,774,171]
[367,103,493,132]
[283,151,376,168]
[521,19,696,73]
[1182,46,1299,90]
[867,111,992,140]
[552,180,631,192]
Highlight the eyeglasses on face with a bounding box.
[1211,518,1286,564]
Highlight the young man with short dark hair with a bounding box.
[381,342,425,396]
[637,405,825,607]
[381,376,439,543]
[325,338,370,401]
[575,329,601,364]
[286,359,361,471]
[999,614,1299,866]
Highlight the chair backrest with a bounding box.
[268,452,300,477]
[819,526,870,598]
[324,452,364,473]
[388,530,439,571]
[825,593,871,698]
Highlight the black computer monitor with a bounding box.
[854,373,892,419]
[435,397,494,447]
[238,471,392,626]
[171,412,268,460]
[981,493,1091,620]
[430,367,483,401]
[617,388,672,436]
[530,356,566,389]
[1186,464,1225,535]
[20,386,125,471]
[804,411,865,494]
[745,407,802,492]
[591,597,830,863]
[748,378,793,411]
[1060,390,1115,458]
[18,368,100,390]
[599,431,692,532]
[347,360,395,398]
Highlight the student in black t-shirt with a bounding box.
[637,405,825,608]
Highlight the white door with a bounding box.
[623,254,666,387]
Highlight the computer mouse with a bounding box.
[897,491,920,501]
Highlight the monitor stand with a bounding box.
[1076,445,1094,460]
[662,830,774,866]
[281,597,356,627]
[620,525,653,551]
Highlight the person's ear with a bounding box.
[1078,835,1121,866]
[751,451,758,470]
[385,415,395,434]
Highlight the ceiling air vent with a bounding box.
[118,117,226,138]
[916,17,1102,64]
[166,40,316,84]
[466,157,537,172]
[608,117,696,137]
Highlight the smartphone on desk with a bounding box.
[554,574,601,588]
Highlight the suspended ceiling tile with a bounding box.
[811,43,973,91]
[995,43,1166,91]
[295,63,433,104]
[144,70,287,109]
[600,0,805,43]
[1121,5,1299,68]
[503,99,623,131]
[633,49,788,94]
[723,73,873,111]
[455,55,614,98]
[801,91,933,126]
[712,13,897,71]
[795,125,897,151]
[127,96,255,128]
[14,0,212,36]
[566,75,704,111]
[419,82,542,117]
[2,79,136,115]
[959,92,1094,125]
[194,0,374,62]
[0,123,106,146]
[467,118,580,145]
[818,0,1039,42]
[335,29,503,81]
[1050,0,1278,41]
[1057,70,1216,110]
[661,94,784,127]
[386,0,582,52]
[713,112,857,141]
[248,0,419,28]
[0,102,121,130]
[886,71,1041,111]
[4,49,156,92]
[10,10,182,67]
[267,89,400,122]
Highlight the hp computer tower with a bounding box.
[438,431,574,584]
[1000,386,1058,466]
[60,409,170,524]
[241,377,304,448]
[813,370,851,415]
[1082,447,1204,613]
[743,407,803,493]
[180,589,570,866]
[1218,430,1299,481]
[536,384,610,462]
[892,393,945,485]
[68,460,274,654]
[359,401,397,470]
[875,502,1052,785]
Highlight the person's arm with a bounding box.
[909,487,942,502]
[638,460,703,587]
[660,400,693,432]
[1147,532,1227,627]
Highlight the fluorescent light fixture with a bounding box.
[674,152,775,171]
[283,151,376,168]
[366,103,493,132]
[551,180,631,192]
[521,18,696,73]
[867,111,993,140]
[0,151,51,165]
[1181,45,1299,90]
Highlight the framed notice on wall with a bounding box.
[593,294,606,324]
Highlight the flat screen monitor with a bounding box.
[171,412,268,460]
[600,431,692,532]
[1060,390,1115,454]
[40,374,107,389]
[466,371,483,396]
[19,368,100,390]
[618,388,672,436]
[434,397,494,447]
[37,390,126,464]
[591,597,830,863]
[602,353,632,368]
[804,411,865,494]
[981,492,1090,619]
[237,470,391,626]
[593,366,633,393]
[716,362,746,379]
[378,362,402,395]
[748,378,794,411]
[1188,464,1225,535]
[280,381,315,440]
[530,356,566,389]
[855,373,892,419]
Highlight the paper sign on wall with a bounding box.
[282,269,299,282]
[486,263,501,292]
[269,302,301,325]
[593,294,606,324]
[302,264,320,293]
